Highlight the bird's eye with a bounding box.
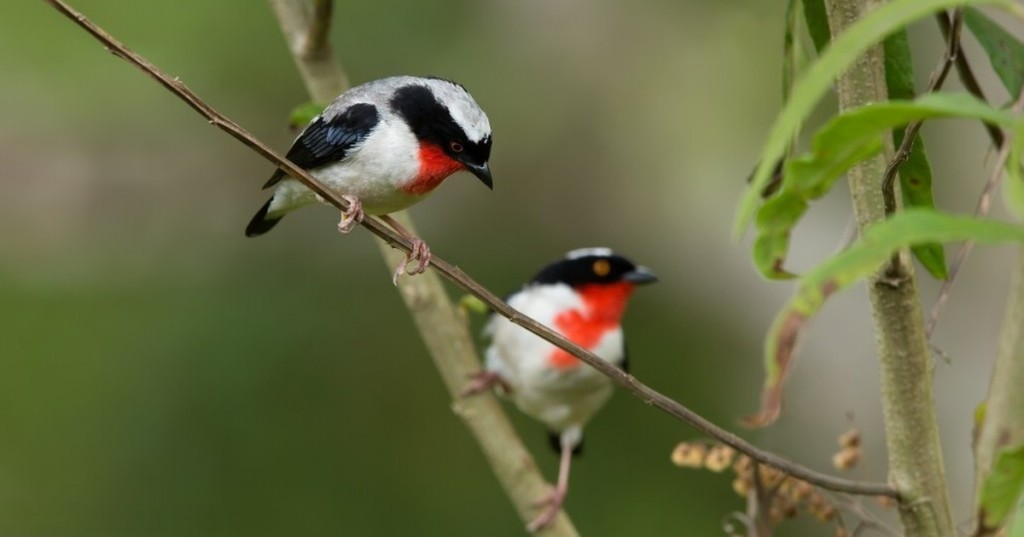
[592,260,611,277]
[449,141,464,153]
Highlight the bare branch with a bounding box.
[41,0,898,501]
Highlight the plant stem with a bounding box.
[824,0,954,536]
[264,1,578,533]
[973,250,1024,535]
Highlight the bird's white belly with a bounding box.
[483,285,625,432]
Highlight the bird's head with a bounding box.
[530,248,657,318]
[391,78,493,190]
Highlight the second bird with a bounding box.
[245,76,494,281]
[469,248,657,531]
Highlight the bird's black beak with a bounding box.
[624,266,658,285]
[465,162,493,190]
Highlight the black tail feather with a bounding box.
[245,198,282,237]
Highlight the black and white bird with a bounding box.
[246,76,493,282]
[468,248,657,531]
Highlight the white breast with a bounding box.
[484,284,624,432]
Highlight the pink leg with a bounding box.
[461,371,511,397]
[527,438,573,532]
[379,214,432,284]
[336,195,364,234]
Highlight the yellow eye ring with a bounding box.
[592,259,611,277]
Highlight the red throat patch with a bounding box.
[547,282,635,370]
[403,143,464,195]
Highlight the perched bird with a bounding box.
[245,76,494,282]
[468,248,657,531]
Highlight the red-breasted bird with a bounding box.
[245,76,493,282]
[467,248,657,531]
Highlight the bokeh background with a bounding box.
[3,1,1021,535]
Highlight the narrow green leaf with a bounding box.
[884,29,948,278]
[753,93,1015,279]
[735,0,1013,238]
[964,7,1024,97]
[746,210,1024,426]
[980,444,1024,530]
[801,0,830,54]
[288,101,327,129]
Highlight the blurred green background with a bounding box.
[3,1,1020,535]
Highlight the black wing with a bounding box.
[263,102,380,189]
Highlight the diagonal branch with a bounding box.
[42,0,898,501]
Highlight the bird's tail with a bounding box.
[245,198,283,237]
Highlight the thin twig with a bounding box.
[928,88,1024,338]
[881,9,963,218]
[42,0,899,500]
[935,11,1005,148]
[925,10,1014,339]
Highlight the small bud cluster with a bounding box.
[671,440,838,524]
[832,428,861,471]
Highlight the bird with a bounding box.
[245,76,494,282]
[466,247,657,531]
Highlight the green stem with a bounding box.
[824,1,954,536]
[265,2,578,533]
[973,249,1024,535]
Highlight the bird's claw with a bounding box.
[336,195,364,234]
[391,238,431,285]
[527,487,567,533]
[461,371,510,397]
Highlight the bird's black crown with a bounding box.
[530,248,656,287]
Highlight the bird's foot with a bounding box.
[527,486,567,533]
[336,195,364,234]
[461,371,511,397]
[391,238,431,285]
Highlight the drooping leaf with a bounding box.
[801,0,830,54]
[753,93,1015,279]
[979,443,1024,530]
[288,101,327,130]
[745,210,1024,426]
[884,29,948,278]
[736,0,1014,238]
[964,7,1024,97]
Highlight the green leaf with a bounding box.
[735,0,1014,238]
[884,29,947,279]
[745,210,1024,426]
[964,7,1024,97]
[752,93,1015,279]
[980,443,1024,530]
[801,0,830,54]
[288,101,327,129]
